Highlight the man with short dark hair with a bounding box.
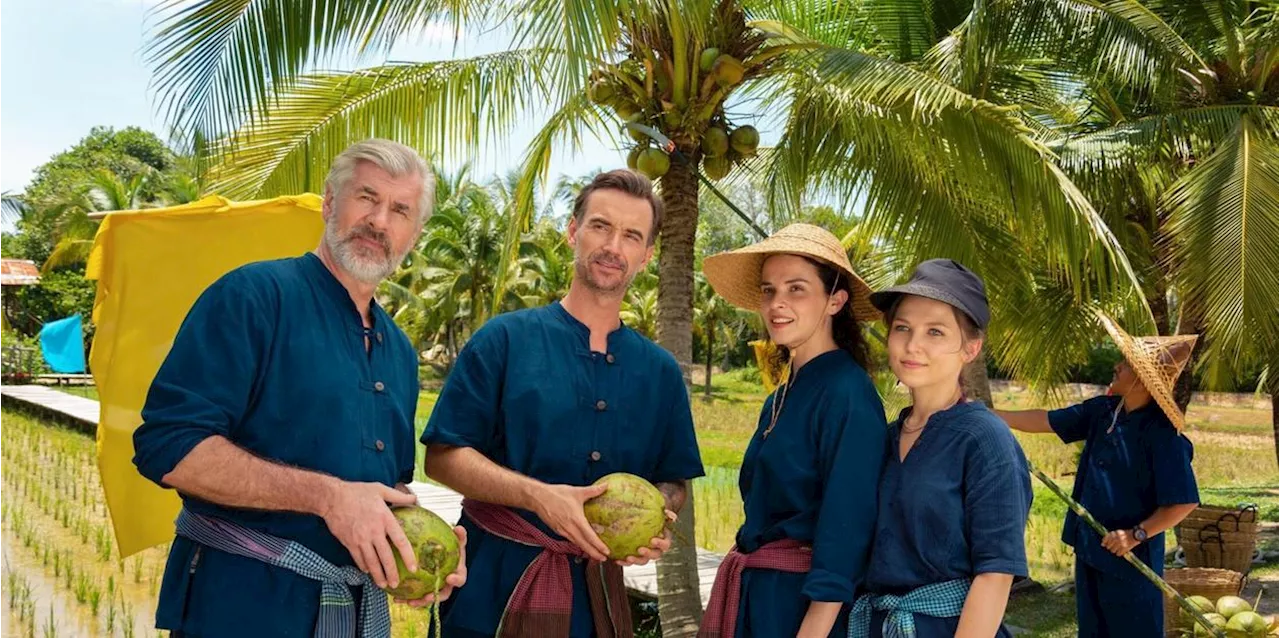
[133,139,467,636]
[423,169,705,637]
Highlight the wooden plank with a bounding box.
[0,385,726,607]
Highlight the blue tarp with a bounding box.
[39,314,85,373]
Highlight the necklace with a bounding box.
[761,360,795,439]
[900,388,968,434]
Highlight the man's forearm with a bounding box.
[656,480,688,513]
[161,435,337,516]
[1141,503,1200,536]
[992,409,1053,434]
[424,445,547,511]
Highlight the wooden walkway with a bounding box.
[0,384,722,606]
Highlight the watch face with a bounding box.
[1133,527,1148,541]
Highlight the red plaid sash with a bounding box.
[462,498,632,638]
[698,539,813,638]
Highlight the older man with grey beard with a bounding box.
[132,139,467,637]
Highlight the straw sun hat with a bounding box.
[1097,313,1198,431]
[703,223,878,321]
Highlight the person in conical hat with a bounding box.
[849,259,1032,638]
[996,314,1201,637]
[698,223,887,638]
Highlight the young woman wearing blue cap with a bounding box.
[699,224,888,638]
[849,259,1033,638]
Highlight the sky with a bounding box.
[0,0,628,197]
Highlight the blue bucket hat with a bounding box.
[868,259,990,330]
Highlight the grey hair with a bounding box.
[324,139,435,224]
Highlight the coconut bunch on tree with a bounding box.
[585,2,762,180]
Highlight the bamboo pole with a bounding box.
[1027,460,1225,638]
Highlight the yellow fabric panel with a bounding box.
[86,194,324,557]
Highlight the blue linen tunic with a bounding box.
[863,402,1032,638]
[421,301,706,637]
[132,252,419,637]
[731,349,887,638]
[1048,395,1199,636]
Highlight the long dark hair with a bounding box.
[767,256,872,373]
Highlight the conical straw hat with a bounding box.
[702,223,878,321]
[1097,313,1199,431]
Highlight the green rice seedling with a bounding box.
[106,595,117,632]
[121,599,136,638]
[133,555,144,583]
[107,573,115,596]
[41,605,55,638]
[89,582,103,616]
[74,571,90,604]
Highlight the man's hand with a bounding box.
[1102,530,1141,557]
[533,483,611,562]
[613,509,677,567]
[320,481,419,588]
[395,526,469,607]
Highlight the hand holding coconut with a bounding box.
[532,482,613,562]
[320,480,422,589]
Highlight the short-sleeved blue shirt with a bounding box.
[133,252,419,636]
[421,301,705,637]
[1048,395,1200,575]
[864,401,1032,636]
[731,349,887,637]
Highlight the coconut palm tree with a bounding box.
[143,0,1150,629]
[42,170,150,271]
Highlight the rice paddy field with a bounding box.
[2,375,1276,636]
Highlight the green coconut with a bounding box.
[702,127,729,157]
[383,506,460,600]
[583,472,667,559]
[730,125,759,156]
[663,110,682,129]
[1226,611,1271,637]
[627,147,644,171]
[1218,596,1254,620]
[655,66,672,97]
[615,102,642,121]
[589,80,615,105]
[703,155,731,181]
[712,54,745,87]
[1196,613,1230,637]
[1184,596,1219,625]
[699,47,721,73]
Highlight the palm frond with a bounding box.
[145,0,482,138]
[771,46,1148,311]
[1160,113,1279,377]
[202,50,556,198]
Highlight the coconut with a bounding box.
[702,127,729,157]
[703,156,731,181]
[589,80,615,105]
[712,54,745,87]
[383,506,460,600]
[582,473,667,559]
[1218,596,1254,620]
[729,125,759,156]
[627,147,644,171]
[615,102,642,121]
[1196,613,1230,637]
[655,66,672,97]
[1227,611,1271,637]
[663,110,681,129]
[1184,596,1219,626]
[1265,614,1279,633]
[700,47,721,73]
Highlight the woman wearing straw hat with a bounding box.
[849,259,1032,638]
[698,223,888,638]
[995,316,1200,637]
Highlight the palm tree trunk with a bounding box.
[962,349,995,407]
[654,153,703,638]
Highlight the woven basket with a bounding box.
[1182,504,1259,533]
[1181,541,1257,574]
[1176,526,1257,545]
[1162,568,1246,636]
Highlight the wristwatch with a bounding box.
[1131,525,1149,543]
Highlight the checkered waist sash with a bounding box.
[174,508,390,638]
[847,578,971,638]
